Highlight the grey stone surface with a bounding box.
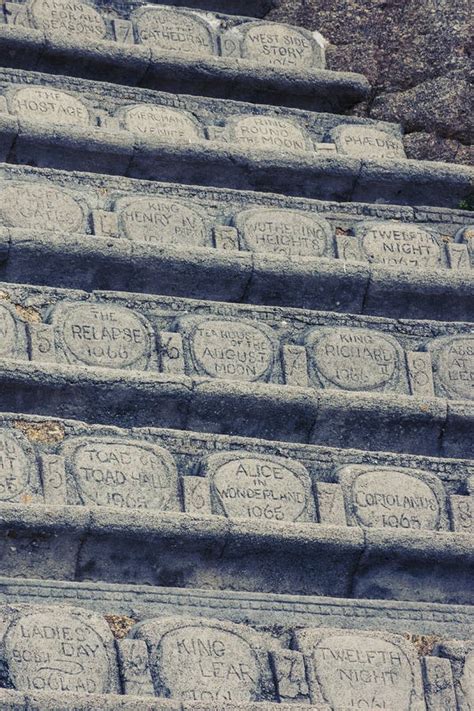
[49,301,157,371]
[133,7,217,58]
[0,480,470,602]
[222,20,324,70]
[28,0,107,41]
[132,616,280,703]
[0,688,181,710]
[0,281,469,424]
[201,451,316,523]
[0,69,471,208]
[294,627,426,709]
[0,428,42,504]
[337,465,450,532]
[0,604,120,694]
[1,605,462,707]
[304,326,409,395]
[0,410,471,512]
[0,0,469,707]
[6,84,91,127]
[331,124,407,160]
[61,436,180,511]
[355,220,447,270]
[0,1,368,111]
[422,656,457,710]
[427,336,474,402]
[0,359,463,458]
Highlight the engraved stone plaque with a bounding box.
[116,196,208,248]
[133,617,277,702]
[203,452,315,522]
[3,606,119,694]
[62,436,179,510]
[428,335,474,401]
[0,302,21,358]
[179,317,277,382]
[134,8,215,57]
[0,430,40,503]
[294,628,425,710]
[8,87,90,128]
[337,464,448,531]
[228,115,310,153]
[332,126,406,160]
[121,105,201,142]
[51,302,154,370]
[28,0,106,41]
[240,22,321,69]
[0,183,85,233]
[235,208,331,258]
[306,327,406,393]
[358,221,442,269]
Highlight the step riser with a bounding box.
[0,69,471,207]
[0,503,472,603]
[0,366,468,457]
[0,603,468,709]
[2,227,471,322]
[0,280,471,400]
[0,412,471,526]
[93,0,277,15]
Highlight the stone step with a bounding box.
[0,281,470,457]
[0,501,472,602]
[1,577,472,639]
[0,165,472,321]
[100,0,278,16]
[0,413,471,605]
[0,603,469,708]
[0,411,472,533]
[0,1,367,110]
[0,69,472,207]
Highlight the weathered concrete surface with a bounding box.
[268,0,473,167]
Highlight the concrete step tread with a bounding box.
[0,166,472,321]
[1,493,471,602]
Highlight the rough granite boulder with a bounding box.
[268,0,473,166]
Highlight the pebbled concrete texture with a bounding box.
[267,0,473,166]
